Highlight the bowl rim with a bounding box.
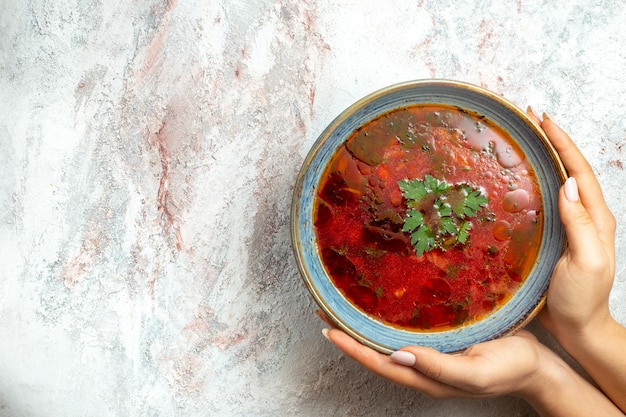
[291,79,567,354]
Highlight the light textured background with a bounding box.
[1,1,625,416]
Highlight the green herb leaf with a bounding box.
[457,220,472,244]
[398,176,490,256]
[403,209,424,232]
[410,224,437,256]
[437,202,452,217]
[424,174,450,193]
[464,189,489,217]
[440,216,458,235]
[398,179,429,201]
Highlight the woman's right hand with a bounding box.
[527,110,616,345]
[527,109,625,413]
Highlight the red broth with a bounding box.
[314,105,543,331]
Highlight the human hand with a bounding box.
[527,110,626,413]
[323,323,624,415]
[525,109,616,345]
[322,326,548,399]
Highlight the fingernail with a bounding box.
[564,177,579,202]
[390,350,416,366]
[322,328,331,340]
[542,112,551,121]
[527,105,539,119]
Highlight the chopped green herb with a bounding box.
[398,175,489,256]
[375,286,384,298]
[364,246,387,258]
[457,220,472,244]
[359,278,373,288]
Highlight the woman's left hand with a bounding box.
[322,326,625,416]
[323,327,546,399]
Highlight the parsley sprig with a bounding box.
[398,175,489,256]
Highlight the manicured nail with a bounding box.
[527,105,539,119]
[390,350,416,366]
[564,177,579,202]
[322,328,331,340]
[542,112,551,121]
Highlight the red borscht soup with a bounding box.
[313,105,543,331]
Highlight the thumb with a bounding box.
[558,177,604,260]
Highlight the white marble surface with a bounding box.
[1,1,625,416]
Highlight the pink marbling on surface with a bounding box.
[1,1,625,416]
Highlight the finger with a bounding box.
[324,329,469,398]
[396,331,539,396]
[540,116,616,246]
[394,345,492,394]
[526,106,541,125]
[557,178,607,260]
[527,107,605,217]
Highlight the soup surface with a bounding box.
[314,105,543,331]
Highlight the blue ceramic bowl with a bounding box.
[291,80,567,354]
